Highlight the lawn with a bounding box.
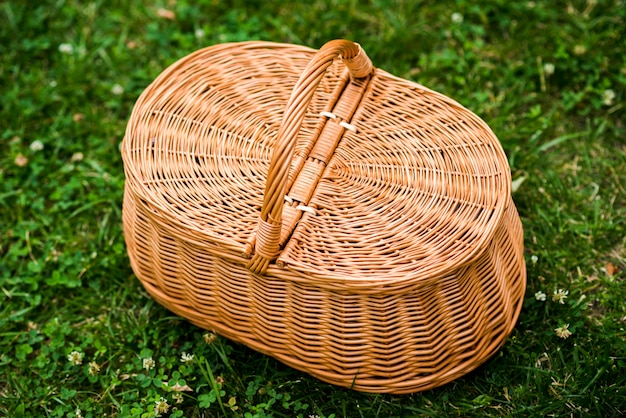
[1,0,625,416]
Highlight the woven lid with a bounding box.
[123,40,511,284]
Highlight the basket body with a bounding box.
[122,41,526,394]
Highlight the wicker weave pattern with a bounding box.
[122,40,526,393]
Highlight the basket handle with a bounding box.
[246,39,373,275]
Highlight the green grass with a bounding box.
[1,0,625,416]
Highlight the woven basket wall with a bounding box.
[122,40,526,394]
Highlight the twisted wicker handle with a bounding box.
[247,39,373,275]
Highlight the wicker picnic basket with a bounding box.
[121,39,526,394]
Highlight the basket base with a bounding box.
[124,186,525,394]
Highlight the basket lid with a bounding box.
[123,40,512,284]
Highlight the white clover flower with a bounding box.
[554,324,572,339]
[14,153,28,167]
[111,83,124,95]
[180,352,194,363]
[451,12,463,24]
[173,392,184,404]
[67,350,84,365]
[59,43,74,55]
[157,8,176,20]
[531,255,539,264]
[49,80,58,87]
[534,291,547,301]
[543,63,555,76]
[89,361,101,375]
[154,397,170,416]
[75,408,83,418]
[573,44,586,55]
[71,152,84,162]
[603,89,616,106]
[195,28,205,39]
[143,357,156,370]
[29,140,44,152]
[203,332,217,345]
[552,288,569,304]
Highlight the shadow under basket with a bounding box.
[121,39,526,394]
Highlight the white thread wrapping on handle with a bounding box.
[296,205,316,215]
[340,121,357,132]
[320,111,337,119]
